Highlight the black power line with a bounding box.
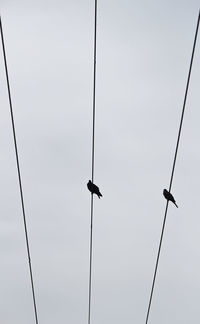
[88,1,98,324]
[0,16,39,324]
[145,10,200,324]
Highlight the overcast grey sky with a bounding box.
[0,0,200,323]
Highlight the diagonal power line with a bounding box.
[88,1,98,324]
[145,9,200,324]
[0,16,39,324]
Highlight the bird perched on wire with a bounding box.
[163,189,178,208]
[87,180,102,198]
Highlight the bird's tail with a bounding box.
[174,202,178,208]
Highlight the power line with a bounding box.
[0,16,39,324]
[145,10,200,324]
[88,1,98,324]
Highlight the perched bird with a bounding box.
[87,180,102,198]
[163,189,178,208]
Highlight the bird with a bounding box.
[163,189,178,208]
[87,180,102,198]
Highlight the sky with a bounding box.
[0,0,200,323]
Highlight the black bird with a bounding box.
[163,189,178,208]
[87,180,102,198]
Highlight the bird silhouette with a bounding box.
[87,180,102,198]
[163,189,178,208]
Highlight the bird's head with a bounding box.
[163,189,167,194]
